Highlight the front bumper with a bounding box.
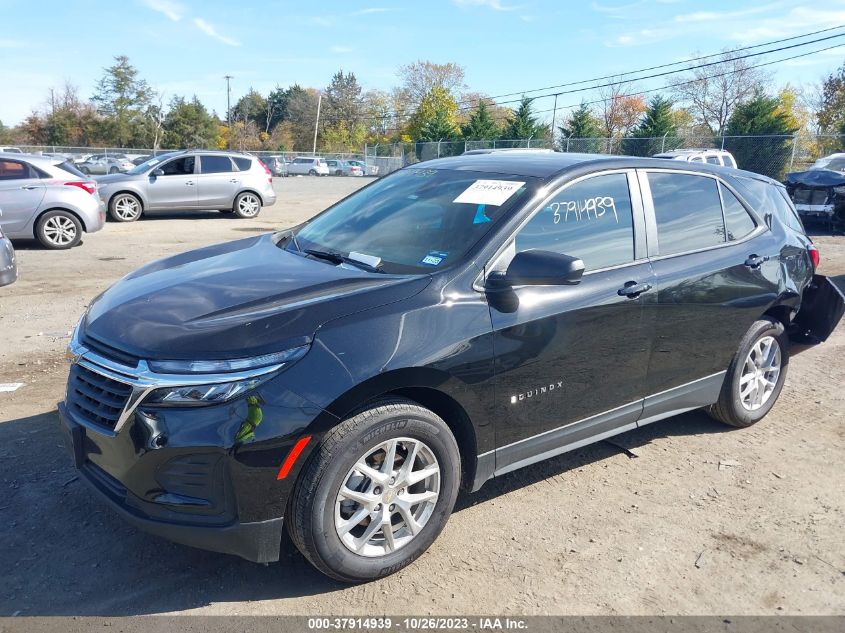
[59,401,286,563]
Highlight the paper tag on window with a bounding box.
[453,180,525,206]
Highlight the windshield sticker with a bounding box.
[454,180,526,206]
[550,196,619,224]
[473,204,491,224]
[420,251,448,266]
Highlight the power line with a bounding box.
[459,23,845,105]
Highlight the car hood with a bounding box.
[95,173,138,185]
[83,233,430,360]
[785,169,845,189]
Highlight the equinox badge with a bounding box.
[511,381,564,404]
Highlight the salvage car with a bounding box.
[95,150,276,221]
[77,154,134,175]
[0,153,105,249]
[784,167,845,231]
[60,153,844,582]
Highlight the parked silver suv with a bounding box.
[95,150,277,221]
[0,153,105,249]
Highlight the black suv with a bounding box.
[60,153,844,582]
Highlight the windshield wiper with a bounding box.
[303,248,385,273]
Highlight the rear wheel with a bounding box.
[708,317,789,427]
[108,167,119,174]
[308,169,317,176]
[233,192,261,218]
[80,166,90,175]
[288,398,460,582]
[36,210,82,249]
[109,193,142,222]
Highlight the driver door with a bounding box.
[146,156,198,210]
[487,170,656,473]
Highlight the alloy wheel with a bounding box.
[739,335,781,411]
[42,216,78,247]
[237,194,260,217]
[335,437,440,557]
[113,195,141,220]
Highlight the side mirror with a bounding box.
[151,168,164,177]
[486,250,585,290]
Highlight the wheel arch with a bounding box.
[34,207,88,233]
[234,189,264,207]
[314,370,480,492]
[108,189,146,212]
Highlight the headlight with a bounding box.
[142,345,310,407]
[144,376,272,407]
[147,345,309,374]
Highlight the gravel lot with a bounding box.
[0,176,843,616]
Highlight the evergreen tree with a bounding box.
[162,96,219,149]
[92,55,154,146]
[558,102,602,152]
[461,101,500,140]
[503,97,549,142]
[622,95,679,156]
[723,89,799,179]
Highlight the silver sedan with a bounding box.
[0,153,105,249]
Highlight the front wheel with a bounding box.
[308,169,317,176]
[108,167,118,174]
[287,399,461,582]
[109,193,143,222]
[36,210,82,249]
[708,317,789,427]
[233,192,261,218]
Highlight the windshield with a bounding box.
[291,167,537,274]
[127,153,177,175]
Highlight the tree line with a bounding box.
[1,51,844,179]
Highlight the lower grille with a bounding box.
[793,188,829,206]
[67,363,133,430]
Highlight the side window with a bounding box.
[723,154,737,168]
[514,173,635,271]
[649,172,724,256]
[0,160,30,180]
[200,155,234,173]
[158,157,195,176]
[706,155,721,165]
[690,156,704,163]
[773,187,806,234]
[233,157,251,171]
[720,183,756,241]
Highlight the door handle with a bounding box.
[744,254,769,269]
[229,178,239,183]
[20,185,40,190]
[185,181,194,186]
[618,281,652,298]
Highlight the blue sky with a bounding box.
[1,0,844,125]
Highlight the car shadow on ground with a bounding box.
[0,407,727,616]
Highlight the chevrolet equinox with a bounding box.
[60,153,844,582]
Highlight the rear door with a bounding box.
[196,155,239,209]
[638,169,781,421]
[488,170,657,471]
[0,159,47,236]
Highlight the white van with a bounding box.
[288,157,330,176]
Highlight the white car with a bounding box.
[654,149,737,169]
[288,157,330,176]
[809,153,845,172]
[0,146,22,154]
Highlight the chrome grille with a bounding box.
[67,363,133,430]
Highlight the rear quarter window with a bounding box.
[233,157,252,171]
[648,172,725,255]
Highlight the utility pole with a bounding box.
[224,75,233,149]
[312,92,322,155]
[551,93,559,149]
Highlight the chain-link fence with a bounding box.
[365,134,845,180]
[10,134,845,181]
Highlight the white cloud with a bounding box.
[330,45,354,53]
[140,0,185,22]
[352,7,394,15]
[192,18,240,47]
[453,0,519,11]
